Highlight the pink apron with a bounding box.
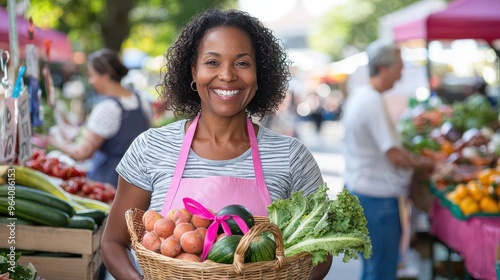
[160,115,272,217]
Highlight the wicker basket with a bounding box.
[125,208,313,279]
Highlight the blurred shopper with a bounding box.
[342,41,434,280]
[49,48,153,186]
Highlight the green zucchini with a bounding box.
[66,215,97,230]
[0,197,71,227]
[0,214,36,225]
[0,185,75,217]
[0,248,36,255]
[75,209,107,225]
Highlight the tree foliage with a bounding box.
[21,0,236,55]
[309,0,419,60]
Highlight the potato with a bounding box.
[216,233,227,242]
[154,218,176,239]
[174,208,192,223]
[195,227,207,240]
[160,236,182,258]
[142,231,161,253]
[191,215,212,228]
[173,222,195,240]
[166,209,177,221]
[143,209,164,232]
[180,231,204,254]
[176,252,201,262]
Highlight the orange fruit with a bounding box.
[477,169,500,187]
[479,196,499,213]
[453,184,469,201]
[466,180,485,201]
[459,196,480,216]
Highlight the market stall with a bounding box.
[393,0,500,103]
[398,93,500,280]
[0,6,73,63]
[393,2,500,277]
[393,0,500,45]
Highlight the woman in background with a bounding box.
[49,48,153,186]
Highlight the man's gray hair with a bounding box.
[366,40,400,77]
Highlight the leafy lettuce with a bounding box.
[267,184,372,265]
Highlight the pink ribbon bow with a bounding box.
[183,197,250,261]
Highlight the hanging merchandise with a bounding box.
[17,88,32,164]
[25,17,43,128]
[0,50,17,163]
[42,40,55,108]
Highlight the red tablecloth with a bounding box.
[430,200,500,280]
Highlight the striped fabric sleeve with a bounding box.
[289,138,324,196]
[86,99,122,138]
[116,129,152,191]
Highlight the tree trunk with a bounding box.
[101,0,134,51]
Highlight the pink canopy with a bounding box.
[394,0,500,44]
[0,7,73,63]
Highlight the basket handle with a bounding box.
[233,222,285,275]
[125,208,140,245]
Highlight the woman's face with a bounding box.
[191,26,257,118]
[87,64,106,94]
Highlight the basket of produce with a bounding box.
[126,208,313,279]
[125,185,372,279]
[439,168,500,220]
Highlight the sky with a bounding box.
[238,0,346,22]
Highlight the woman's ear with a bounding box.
[191,66,197,82]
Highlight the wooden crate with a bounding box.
[0,221,105,280]
[18,250,101,280]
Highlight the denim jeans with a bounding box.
[350,190,401,280]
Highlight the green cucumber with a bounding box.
[66,215,97,230]
[0,197,71,227]
[75,209,107,225]
[0,185,75,217]
[0,214,36,225]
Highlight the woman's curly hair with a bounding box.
[158,9,291,120]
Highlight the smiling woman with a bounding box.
[101,9,330,280]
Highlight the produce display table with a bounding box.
[429,199,500,280]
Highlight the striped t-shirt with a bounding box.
[116,119,324,211]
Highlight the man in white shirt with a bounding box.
[342,41,434,280]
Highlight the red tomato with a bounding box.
[65,185,79,194]
[82,184,94,195]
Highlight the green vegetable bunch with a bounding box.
[451,94,498,133]
[267,184,372,266]
[0,252,36,280]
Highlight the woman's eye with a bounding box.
[236,61,250,67]
[204,60,218,66]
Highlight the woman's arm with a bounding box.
[49,128,105,161]
[101,176,151,279]
[309,255,333,280]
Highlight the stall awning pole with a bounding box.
[7,0,19,77]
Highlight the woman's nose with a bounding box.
[218,65,236,81]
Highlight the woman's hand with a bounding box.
[309,255,333,280]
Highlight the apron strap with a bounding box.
[161,115,199,215]
[247,117,272,205]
